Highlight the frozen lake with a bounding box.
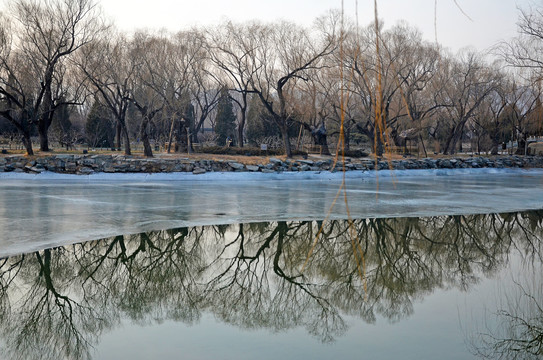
[0,168,542,360]
[0,168,543,257]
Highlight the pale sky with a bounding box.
[99,0,538,52]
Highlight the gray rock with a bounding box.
[65,162,77,172]
[24,166,43,173]
[228,162,245,170]
[55,154,74,160]
[246,165,260,172]
[192,168,206,175]
[78,167,94,175]
[378,161,389,170]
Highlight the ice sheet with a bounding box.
[0,168,542,257]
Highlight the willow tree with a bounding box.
[249,21,336,157]
[78,33,135,155]
[207,21,261,148]
[0,0,105,153]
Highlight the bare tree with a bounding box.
[343,23,440,156]
[0,17,37,154]
[191,62,220,144]
[500,5,543,80]
[250,21,336,157]
[436,51,499,155]
[0,0,105,152]
[151,30,204,154]
[127,32,168,157]
[207,21,265,148]
[78,33,135,155]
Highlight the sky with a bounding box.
[99,0,538,53]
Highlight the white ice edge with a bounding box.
[0,167,541,182]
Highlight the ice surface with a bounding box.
[0,168,542,257]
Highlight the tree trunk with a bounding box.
[39,80,54,152]
[444,121,467,155]
[186,127,193,154]
[140,120,153,157]
[237,100,247,149]
[115,122,122,150]
[419,134,428,158]
[38,103,54,151]
[187,120,194,153]
[21,133,34,156]
[490,123,500,155]
[373,129,384,157]
[38,125,50,152]
[490,144,499,155]
[237,113,246,148]
[279,122,292,158]
[167,115,176,153]
[443,122,464,155]
[122,125,131,155]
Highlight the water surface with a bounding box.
[1,168,542,257]
[0,212,541,359]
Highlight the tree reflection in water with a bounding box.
[468,213,543,359]
[0,211,541,360]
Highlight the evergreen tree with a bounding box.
[214,88,237,146]
[246,94,278,145]
[50,101,72,148]
[85,98,115,148]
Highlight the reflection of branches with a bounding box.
[202,221,347,343]
[0,211,541,359]
[2,249,107,360]
[471,267,543,359]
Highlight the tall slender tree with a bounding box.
[214,87,236,146]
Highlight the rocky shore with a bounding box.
[1,154,543,175]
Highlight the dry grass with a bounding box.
[155,152,282,165]
[0,148,299,165]
[1,147,520,164]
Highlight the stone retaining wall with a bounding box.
[1,154,543,175]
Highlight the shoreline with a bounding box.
[1,153,543,175]
[1,167,542,183]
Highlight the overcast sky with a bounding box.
[98,0,537,52]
